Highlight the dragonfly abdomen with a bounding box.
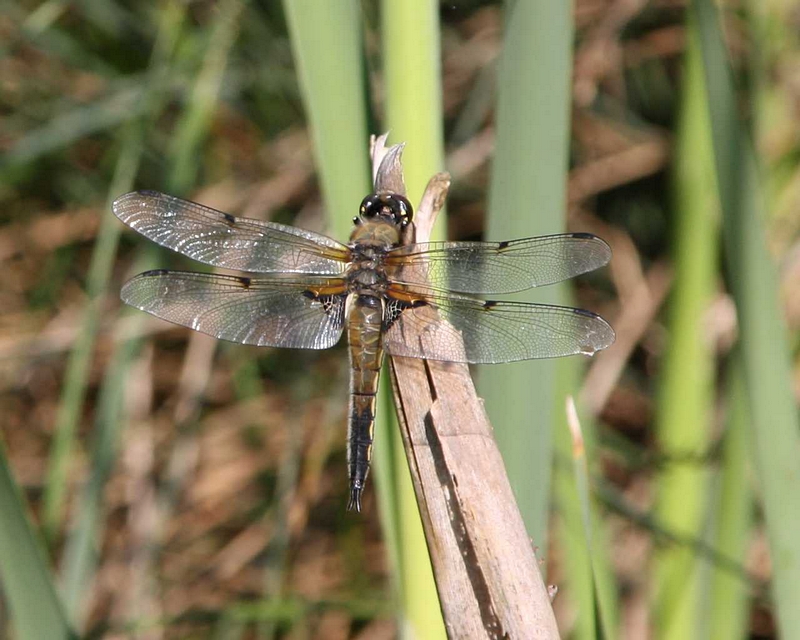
[346,294,385,511]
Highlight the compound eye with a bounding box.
[390,194,413,223]
[360,195,379,218]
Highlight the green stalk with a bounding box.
[0,442,74,639]
[380,1,446,637]
[487,4,620,633]
[708,356,752,640]
[481,0,573,550]
[282,0,372,242]
[381,0,445,223]
[653,20,718,639]
[693,1,800,635]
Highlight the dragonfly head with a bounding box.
[354,192,413,228]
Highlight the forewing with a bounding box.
[383,288,615,364]
[385,233,611,294]
[122,270,346,349]
[114,191,350,274]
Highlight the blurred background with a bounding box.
[2,0,800,638]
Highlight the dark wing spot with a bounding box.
[412,299,428,308]
[142,269,170,276]
[384,297,414,330]
[137,189,161,197]
[571,232,596,240]
[222,213,236,226]
[321,295,342,315]
[573,307,599,318]
[497,240,510,250]
[483,300,498,310]
[302,292,345,320]
[236,276,251,288]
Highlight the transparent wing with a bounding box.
[383,287,615,364]
[122,270,346,349]
[385,233,611,294]
[114,191,350,274]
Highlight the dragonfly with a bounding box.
[114,189,615,511]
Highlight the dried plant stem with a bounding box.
[389,357,559,638]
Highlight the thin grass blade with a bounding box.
[57,0,243,626]
[554,370,619,638]
[169,0,248,194]
[564,398,615,640]
[1,84,147,171]
[59,309,146,628]
[41,0,188,539]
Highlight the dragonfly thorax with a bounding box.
[347,267,386,290]
[345,245,390,294]
[347,217,399,297]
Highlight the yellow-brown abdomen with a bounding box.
[346,294,385,511]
